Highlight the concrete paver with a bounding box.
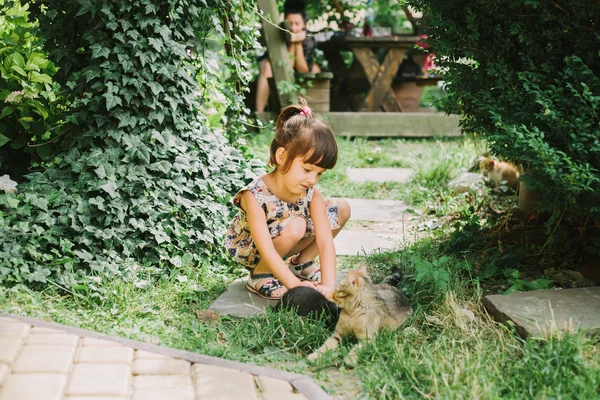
[30,326,63,334]
[346,167,413,183]
[67,364,132,396]
[132,388,194,400]
[2,373,67,400]
[209,278,276,317]
[66,397,128,400]
[26,333,79,346]
[0,363,9,386]
[194,369,258,400]
[0,337,22,364]
[133,374,193,389]
[345,198,409,221]
[75,345,134,363]
[135,349,171,359]
[484,287,600,338]
[0,313,321,399]
[12,344,76,373]
[132,358,191,375]
[81,337,122,346]
[335,230,402,255]
[0,322,30,337]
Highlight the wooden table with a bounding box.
[318,35,422,112]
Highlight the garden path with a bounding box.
[0,313,327,400]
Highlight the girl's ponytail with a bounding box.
[275,101,306,134]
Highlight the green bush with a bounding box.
[0,1,66,179]
[0,0,259,291]
[407,0,600,217]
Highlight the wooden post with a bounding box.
[256,0,297,111]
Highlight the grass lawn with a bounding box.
[2,132,599,399]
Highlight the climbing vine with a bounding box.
[0,0,261,292]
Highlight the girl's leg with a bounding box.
[255,59,273,112]
[251,217,308,295]
[288,199,351,268]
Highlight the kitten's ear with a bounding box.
[346,270,359,286]
[356,262,369,277]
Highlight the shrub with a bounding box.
[0,1,66,179]
[0,0,259,290]
[407,0,600,218]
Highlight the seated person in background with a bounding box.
[255,0,321,112]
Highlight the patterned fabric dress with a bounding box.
[225,177,339,270]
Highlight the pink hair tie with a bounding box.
[299,106,312,117]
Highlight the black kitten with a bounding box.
[273,286,339,329]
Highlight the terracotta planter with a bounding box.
[391,81,423,112]
[517,167,541,213]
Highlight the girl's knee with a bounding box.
[282,217,307,241]
[337,199,351,226]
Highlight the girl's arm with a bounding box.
[292,40,310,73]
[239,191,311,289]
[309,188,336,292]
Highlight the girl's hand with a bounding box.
[289,30,306,43]
[315,284,335,300]
[296,280,318,289]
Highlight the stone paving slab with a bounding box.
[345,198,408,221]
[0,313,330,400]
[209,278,276,317]
[483,287,600,338]
[334,230,404,256]
[346,167,413,183]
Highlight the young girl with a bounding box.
[255,0,321,112]
[225,103,350,300]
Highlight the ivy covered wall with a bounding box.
[0,0,260,291]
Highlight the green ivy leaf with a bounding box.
[90,44,110,59]
[148,37,163,52]
[100,181,119,198]
[103,92,122,111]
[0,134,9,146]
[75,0,96,17]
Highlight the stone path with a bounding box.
[483,287,600,338]
[345,168,413,183]
[0,313,328,400]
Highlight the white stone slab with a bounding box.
[209,279,276,317]
[345,198,408,221]
[346,168,413,183]
[483,287,600,338]
[334,230,404,256]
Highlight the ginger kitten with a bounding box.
[480,157,520,191]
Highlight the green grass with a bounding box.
[246,132,484,209]
[2,133,599,399]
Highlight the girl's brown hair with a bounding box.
[269,100,338,173]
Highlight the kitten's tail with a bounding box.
[382,266,404,287]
